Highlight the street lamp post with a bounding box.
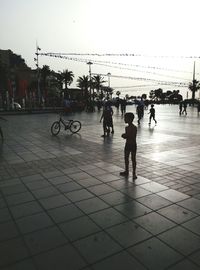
[107,72,111,99]
[107,72,111,88]
[87,61,93,101]
[34,44,41,105]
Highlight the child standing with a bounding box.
[148,104,157,125]
[120,112,137,179]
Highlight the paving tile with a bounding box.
[128,237,183,270]
[39,194,70,210]
[0,221,19,241]
[0,238,29,268]
[48,204,84,223]
[31,186,60,199]
[140,181,168,193]
[24,226,68,255]
[10,201,43,219]
[57,181,82,193]
[96,173,121,182]
[74,231,122,264]
[0,197,6,208]
[65,188,94,202]
[1,259,37,270]
[59,216,100,241]
[157,189,190,202]
[167,259,200,270]
[106,220,151,248]
[75,197,109,214]
[189,250,200,267]
[114,200,152,218]
[47,175,72,185]
[100,190,133,206]
[69,171,90,180]
[158,226,200,255]
[21,174,45,182]
[0,207,12,223]
[134,212,176,235]
[16,212,53,234]
[87,183,115,196]
[120,185,151,199]
[137,193,172,210]
[42,170,64,179]
[5,191,35,206]
[76,177,102,187]
[1,184,27,196]
[92,250,146,270]
[157,204,197,224]
[33,244,86,270]
[182,216,200,235]
[24,179,51,190]
[107,179,134,190]
[177,197,200,214]
[89,207,128,229]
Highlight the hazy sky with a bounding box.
[1,0,200,97]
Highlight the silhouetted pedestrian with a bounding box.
[179,102,183,115]
[148,104,157,125]
[120,112,137,180]
[182,101,187,115]
[100,103,114,137]
[120,98,126,115]
[136,103,143,125]
[197,102,200,116]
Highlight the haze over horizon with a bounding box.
[1,0,200,98]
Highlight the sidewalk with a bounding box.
[0,105,200,269]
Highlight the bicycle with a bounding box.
[51,114,81,136]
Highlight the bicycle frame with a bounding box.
[59,116,73,130]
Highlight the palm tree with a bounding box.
[188,79,200,101]
[62,69,74,89]
[61,69,74,99]
[77,75,89,100]
[92,75,106,99]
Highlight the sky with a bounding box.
[1,0,200,98]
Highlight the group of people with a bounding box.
[99,102,158,180]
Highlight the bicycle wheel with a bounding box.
[70,121,81,133]
[51,121,61,135]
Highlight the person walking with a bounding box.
[136,103,143,125]
[182,101,187,115]
[179,102,183,115]
[197,102,200,116]
[120,112,137,180]
[100,103,114,137]
[148,104,157,125]
[120,98,126,115]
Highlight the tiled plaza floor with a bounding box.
[0,104,200,269]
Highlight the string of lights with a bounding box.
[39,53,192,81]
[38,52,193,90]
[91,73,188,87]
[39,52,200,59]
